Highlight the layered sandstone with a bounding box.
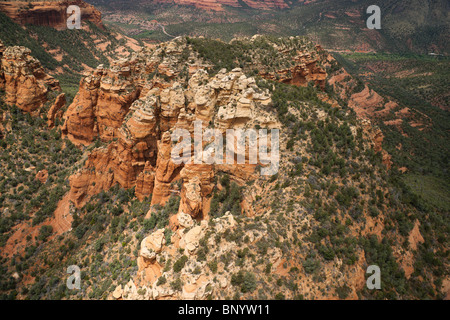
[47,93,66,127]
[152,0,289,11]
[260,50,327,89]
[62,42,188,145]
[117,212,239,300]
[0,44,60,112]
[327,58,394,169]
[35,169,48,184]
[68,150,115,207]
[65,39,278,219]
[61,62,141,144]
[0,0,104,30]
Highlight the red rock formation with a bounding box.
[179,161,215,219]
[35,169,48,184]
[151,131,183,206]
[62,42,193,146]
[68,149,115,208]
[0,0,104,30]
[179,176,203,218]
[47,93,66,128]
[136,162,155,201]
[159,84,185,132]
[67,93,160,206]
[64,40,277,218]
[61,67,102,144]
[62,62,141,145]
[0,45,60,112]
[260,52,327,89]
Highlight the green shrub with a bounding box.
[173,255,188,273]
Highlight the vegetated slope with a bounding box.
[89,0,291,11]
[0,0,104,29]
[329,52,450,211]
[87,0,450,54]
[0,36,448,300]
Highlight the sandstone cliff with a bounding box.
[0,41,61,112]
[0,0,104,30]
[65,38,277,218]
[259,49,327,89]
[35,38,401,300]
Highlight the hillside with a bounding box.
[0,1,143,98]
[87,0,450,54]
[0,0,104,30]
[331,52,450,184]
[0,36,448,300]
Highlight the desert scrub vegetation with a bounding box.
[17,184,147,300]
[187,36,319,76]
[209,173,243,217]
[334,52,450,188]
[243,73,447,299]
[0,97,82,245]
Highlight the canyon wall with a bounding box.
[0,0,104,30]
[0,40,61,112]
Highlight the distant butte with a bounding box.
[0,0,104,30]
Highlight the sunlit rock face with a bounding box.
[0,45,60,112]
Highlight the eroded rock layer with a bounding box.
[0,0,104,30]
[260,49,327,89]
[0,42,60,112]
[65,38,278,217]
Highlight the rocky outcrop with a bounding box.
[68,152,115,207]
[64,39,278,217]
[349,86,387,119]
[152,0,289,11]
[260,51,327,89]
[179,167,211,219]
[62,62,141,145]
[62,42,189,146]
[47,93,66,128]
[151,131,183,206]
[0,40,4,89]
[140,229,166,262]
[0,0,104,30]
[0,45,60,112]
[135,162,156,201]
[361,119,392,169]
[35,169,48,184]
[121,211,239,300]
